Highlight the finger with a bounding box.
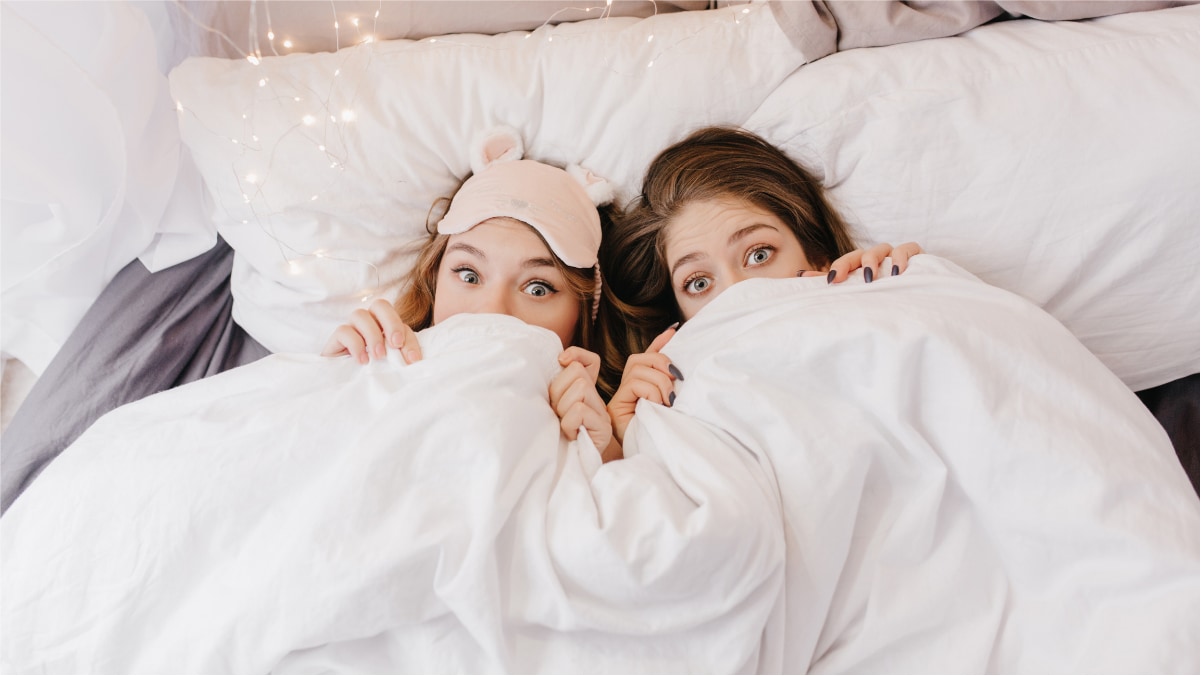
[646,323,679,354]
[396,323,423,364]
[860,242,891,284]
[322,325,369,364]
[550,369,593,416]
[549,362,591,406]
[347,308,388,360]
[559,406,584,441]
[625,363,676,407]
[888,241,924,275]
[557,347,601,383]
[825,250,862,284]
[368,298,407,349]
[622,351,678,381]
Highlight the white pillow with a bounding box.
[747,5,1199,390]
[169,4,808,354]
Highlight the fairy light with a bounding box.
[172,0,733,305]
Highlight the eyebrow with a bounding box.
[669,223,780,277]
[523,257,557,269]
[447,242,487,259]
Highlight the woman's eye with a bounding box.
[523,281,555,297]
[456,268,480,284]
[747,247,774,266]
[684,276,712,295]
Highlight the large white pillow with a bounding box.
[747,5,1199,391]
[171,3,1198,391]
[169,4,809,355]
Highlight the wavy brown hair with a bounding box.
[595,126,856,398]
[393,201,621,352]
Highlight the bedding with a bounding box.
[4,255,1196,673]
[166,2,1199,394]
[0,237,268,515]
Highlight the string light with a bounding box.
[170,0,733,305]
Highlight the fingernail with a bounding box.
[358,353,369,365]
[668,321,680,331]
[392,332,404,347]
[892,264,900,277]
[864,267,874,283]
[796,269,807,277]
[667,363,685,381]
[403,349,418,364]
[668,391,676,407]
[374,344,386,359]
[827,270,836,284]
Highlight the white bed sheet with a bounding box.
[3,256,1195,673]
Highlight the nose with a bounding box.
[474,286,512,317]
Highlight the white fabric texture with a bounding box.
[745,4,1200,391]
[168,4,1198,389]
[0,2,218,376]
[165,4,822,356]
[0,314,784,674]
[3,257,1197,673]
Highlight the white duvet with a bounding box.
[3,256,1197,673]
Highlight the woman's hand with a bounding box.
[606,325,682,447]
[320,298,423,365]
[810,242,923,284]
[550,347,621,462]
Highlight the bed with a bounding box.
[1,1,1197,672]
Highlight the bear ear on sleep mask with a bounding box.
[435,125,613,270]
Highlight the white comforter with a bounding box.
[3,256,1197,673]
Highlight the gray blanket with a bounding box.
[0,238,268,514]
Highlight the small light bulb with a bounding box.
[245,173,258,184]
[283,39,293,48]
[259,78,267,87]
[351,17,359,26]
[268,30,275,40]
[303,115,316,126]
[288,261,302,275]
[176,101,183,111]
[647,34,654,42]
[247,55,260,65]
[318,145,326,151]
[311,195,319,201]
[341,109,356,122]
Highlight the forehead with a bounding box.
[664,196,780,254]
[446,217,554,260]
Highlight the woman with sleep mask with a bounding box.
[321,126,625,463]
[597,126,923,447]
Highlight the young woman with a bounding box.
[597,126,922,446]
[322,127,622,461]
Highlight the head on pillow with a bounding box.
[394,126,616,350]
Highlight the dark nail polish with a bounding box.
[796,269,807,277]
[667,363,685,381]
[864,267,874,283]
[668,391,677,406]
[892,264,900,277]
[827,270,836,284]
